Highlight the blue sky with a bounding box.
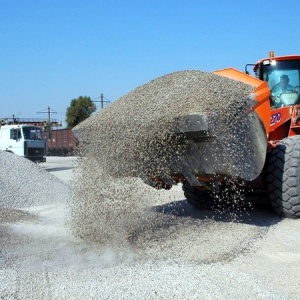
[1,0,300,127]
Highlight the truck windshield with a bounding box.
[22,127,43,140]
[261,59,300,108]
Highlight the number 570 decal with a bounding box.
[270,112,281,126]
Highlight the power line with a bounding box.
[92,94,111,102]
[92,93,111,110]
[37,106,57,129]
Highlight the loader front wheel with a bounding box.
[267,136,300,218]
[182,182,215,210]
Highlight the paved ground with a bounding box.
[40,156,77,184]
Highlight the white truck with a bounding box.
[0,124,47,162]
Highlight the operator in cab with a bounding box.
[271,74,295,107]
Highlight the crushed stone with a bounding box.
[74,70,258,183]
[70,70,263,243]
[0,151,71,210]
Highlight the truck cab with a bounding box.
[0,124,47,162]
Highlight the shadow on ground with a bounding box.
[42,166,74,172]
[152,193,282,227]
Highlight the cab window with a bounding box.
[266,70,299,90]
[22,127,43,140]
[10,129,21,140]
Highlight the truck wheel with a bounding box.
[182,182,215,210]
[267,136,300,218]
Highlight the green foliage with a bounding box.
[66,96,96,128]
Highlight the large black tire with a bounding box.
[182,182,215,210]
[183,180,249,211]
[267,136,300,218]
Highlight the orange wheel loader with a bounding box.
[73,51,300,219]
[181,52,300,218]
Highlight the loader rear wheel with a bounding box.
[267,136,300,218]
[182,182,215,210]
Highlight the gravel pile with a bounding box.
[0,151,70,210]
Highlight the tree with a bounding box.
[66,96,96,128]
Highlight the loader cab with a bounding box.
[253,55,300,108]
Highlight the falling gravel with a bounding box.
[74,70,263,184]
[70,70,267,244]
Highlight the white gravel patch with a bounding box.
[0,151,70,209]
[0,155,299,299]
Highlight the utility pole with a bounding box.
[100,93,104,109]
[47,106,51,124]
[92,93,110,110]
[37,106,57,131]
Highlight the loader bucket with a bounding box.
[73,69,271,189]
[166,68,271,186]
[213,68,271,136]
